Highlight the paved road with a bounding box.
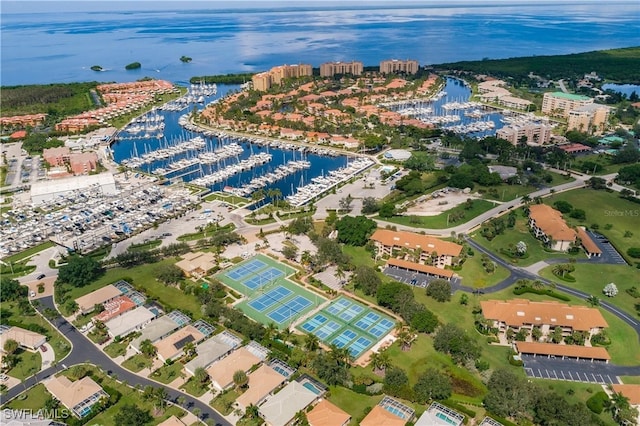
[523,355,640,382]
[0,296,230,426]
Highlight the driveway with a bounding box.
[522,355,640,384]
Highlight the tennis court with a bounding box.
[218,254,326,329]
[297,296,395,359]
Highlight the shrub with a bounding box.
[586,391,608,414]
[627,247,640,258]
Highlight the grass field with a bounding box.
[6,349,42,380]
[570,153,628,175]
[456,252,511,288]
[543,189,640,259]
[151,363,184,384]
[327,387,383,426]
[479,172,573,202]
[203,192,249,205]
[2,384,49,410]
[122,354,153,373]
[2,241,55,263]
[378,199,496,229]
[67,259,203,318]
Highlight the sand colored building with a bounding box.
[105,306,156,339]
[259,381,319,426]
[0,325,47,351]
[567,103,610,134]
[155,325,206,362]
[307,399,351,426]
[44,375,108,418]
[528,204,577,251]
[252,64,313,91]
[477,79,532,111]
[379,59,419,75]
[320,61,363,77]
[496,122,553,145]
[75,284,122,315]
[235,364,287,408]
[481,299,608,340]
[515,341,610,362]
[206,347,261,391]
[371,229,462,268]
[541,92,593,118]
[175,251,217,278]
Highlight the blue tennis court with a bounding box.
[339,304,365,322]
[300,314,328,333]
[267,296,313,324]
[348,336,373,357]
[242,267,284,290]
[226,259,267,281]
[368,318,395,338]
[332,329,358,348]
[248,286,292,312]
[326,298,351,316]
[354,312,380,331]
[314,321,341,339]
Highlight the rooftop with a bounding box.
[576,227,602,255]
[306,399,351,426]
[154,325,205,361]
[0,326,46,350]
[371,229,463,257]
[44,375,105,411]
[528,204,577,242]
[236,364,286,408]
[104,306,156,338]
[387,258,455,278]
[611,384,640,406]
[259,381,318,426]
[360,405,406,426]
[207,347,261,389]
[481,299,608,331]
[546,92,592,101]
[515,341,610,360]
[75,284,122,312]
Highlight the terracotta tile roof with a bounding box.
[155,325,205,361]
[207,347,261,389]
[528,204,577,242]
[307,399,351,426]
[481,299,608,331]
[44,375,105,410]
[515,342,610,360]
[360,406,406,426]
[75,284,122,313]
[611,384,640,405]
[386,258,454,278]
[371,229,463,257]
[236,364,285,408]
[94,295,136,322]
[576,227,601,254]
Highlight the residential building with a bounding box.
[236,364,287,409]
[69,152,98,175]
[259,381,319,426]
[370,229,462,268]
[43,146,71,167]
[155,325,205,362]
[75,284,122,315]
[575,227,602,258]
[307,399,351,426]
[476,80,532,111]
[528,204,577,251]
[44,375,108,418]
[0,113,47,130]
[105,306,156,339]
[386,258,455,281]
[320,61,363,77]
[481,299,608,340]
[514,341,610,363]
[184,331,242,375]
[541,92,593,118]
[496,122,553,145]
[207,347,261,391]
[611,384,640,407]
[415,402,464,426]
[0,325,47,351]
[567,103,610,134]
[94,295,136,323]
[379,59,419,75]
[252,64,313,91]
[130,311,190,352]
[175,251,218,278]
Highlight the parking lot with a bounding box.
[586,229,627,265]
[523,355,619,384]
[383,265,461,288]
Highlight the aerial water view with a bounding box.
[1,1,640,425]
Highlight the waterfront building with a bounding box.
[44,375,108,418]
[0,113,47,130]
[252,64,313,91]
[379,59,419,75]
[496,122,553,145]
[541,92,593,118]
[370,229,462,268]
[481,299,608,340]
[567,103,610,134]
[320,61,364,77]
[527,204,576,251]
[477,79,533,110]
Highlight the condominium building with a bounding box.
[379,59,419,75]
[320,61,364,77]
[567,103,610,134]
[370,229,462,268]
[541,92,593,118]
[528,204,576,251]
[481,299,608,340]
[252,63,313,91]
[496,122,553,145]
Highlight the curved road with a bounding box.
[1,296,231,426]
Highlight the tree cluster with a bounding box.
[335,215,377,246]
[433,323,480,364]
[56,255,104,287]
[376,281,438,332]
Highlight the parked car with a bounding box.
[36,273,46,280]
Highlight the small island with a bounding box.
[90,65,103,72]
[125,62,141,70]
[180,56,192,63]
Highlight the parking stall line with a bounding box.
[561,371,566,380]
[567,371,574,380]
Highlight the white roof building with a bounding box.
[105,306,156,338]
[259,381,318,426]
[184,331,242,375]
[30,173,117,205]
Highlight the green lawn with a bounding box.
[2,241,55,263]
[3,384,49,410]
[104,340,129,358]
[68,259,203,318]
[327,386,383,426]
[7,350,42,380]
[151,362,185,384]
[470,211,585,267]
[620,376,640,384]
[180,377,209,397]
[378,199,496,229]
[210,389,239,415]
[455,252,511,288]
[569,153,627,175]
[479,172,573,202]
[342,245,380,269]
[122,354,153,373]
[203,192,249,206]
[538,263,639,318]
[543,189,640,259]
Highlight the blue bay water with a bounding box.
[2,1,639,86]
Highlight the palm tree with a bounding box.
[140,339,157,359]
[521,194,532,204]
[304,334,320,352]
[587,295,600,307]
[396,325,415,351]
[264,322,278,341]
[329,344,353,366]
[177,396,186,407]
[369,350,390,376]
[605,391,631,422]
[552,264,569,278]
[245,403,259,419]
[334,266,346,286]
[153,386,168,412]
[233,370,248,390]
[183,341,196,358]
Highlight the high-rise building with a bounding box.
[379,59,419,75]
[541,92,593,118]
[252,64,313,91]
[251,72,271,91]
[567,104,610,134]
[496,123,554,146]
[319,61,364,77]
